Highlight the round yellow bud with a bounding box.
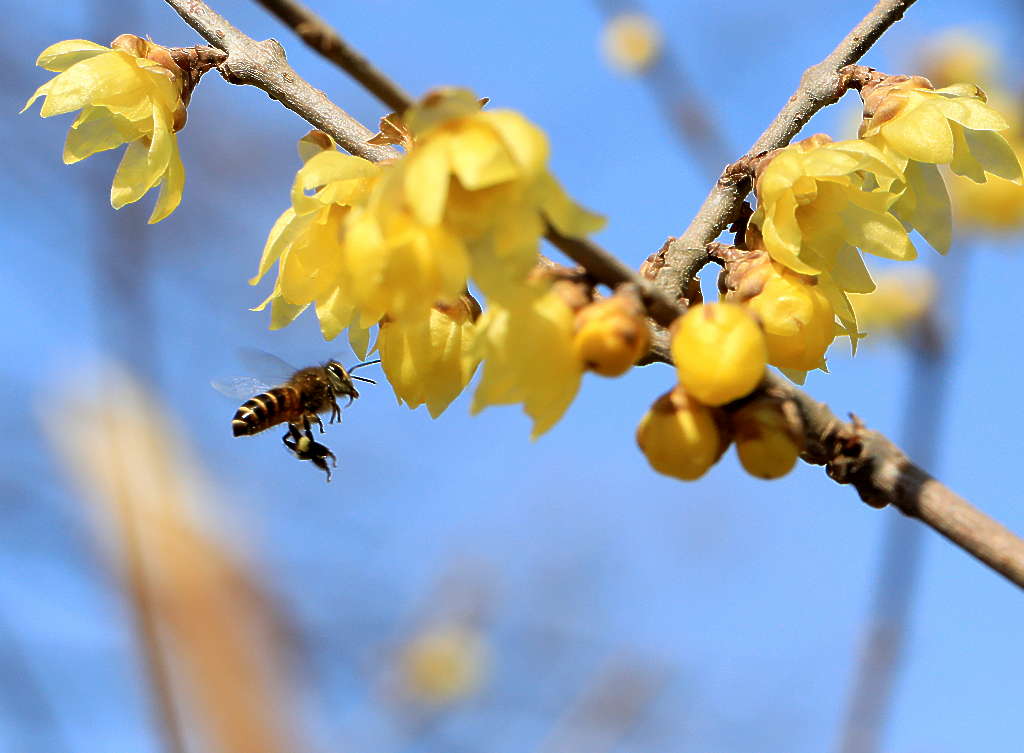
[573,296,651,377]
[731,399,803,480]
[636,387,725,481]
[672,303,767,406]
[744,262,836,372]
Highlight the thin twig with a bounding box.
[590,0,733,178]
[253,0,414,112]
[650,0,919,301]
[157,0,1024,590]
[162,0,395,162]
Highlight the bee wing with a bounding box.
[210,376,275,400]
[237,347,299,385]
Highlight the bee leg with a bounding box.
[312,413,326,434]
[330,398,342,425]
[282,424,301,452]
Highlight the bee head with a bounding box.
[325,360,358,399]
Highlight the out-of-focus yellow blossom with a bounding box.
[730,251,837,373]
[250,132,381,340]
[470,282,583,438]
[914,30,995,90]
[636,386,725,481]
[913,33,1024,233]
[371,89,604,305]
[859,75,1024,251]
[749,135,913,335]
[731,398,803,480]
[850,268,936,339]
[672,303,766,406]
[573,293,650,377]
[24,36,190,223]
[399,623,487,705]
[378,296,481,418]
[952,155,1024,231]
[601,13,662,75]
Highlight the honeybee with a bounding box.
[213,350,379,481]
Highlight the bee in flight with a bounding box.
[213,350,379,481]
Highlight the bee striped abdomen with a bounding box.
[232,387,301,436]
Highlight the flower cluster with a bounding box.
[251,89,606,435]
[637,70,1022,483]
[24,36,201,223]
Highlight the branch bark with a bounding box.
[162,0,395,162]
[158,0,1024,590]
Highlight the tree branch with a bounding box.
[158,0,1024,590]
[162,0,395,162]
[253,0,414,112]
[650,0,919,301]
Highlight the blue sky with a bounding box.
[4,0,1024,751]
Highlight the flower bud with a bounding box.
[731,397,804,480]
[573,292,651,376]
[636,386,726,481]
[733,256,836,372]
[671,303,767,406]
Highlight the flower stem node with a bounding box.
[671,303,767,406]
[573,291,651,377]
[636,386,726,481]
[730,397,805,480]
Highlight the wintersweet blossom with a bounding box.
[371,88,605,304]
[859,75,1024,251]
[250,132,381,339]
[749,134,914,336]
[469,282,583,437]
[24,36,188,223]
[377,296,481,418]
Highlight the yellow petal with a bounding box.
[932,89,1009,131]
[483,111,549,174]
[63,106,137,163]
[403,137,452,225]
[898,161,952,254]
[148,139,185,223]
[949,122,987,182]
[881,103,954,164]
[831,246,875,293]
[449,126,519,191]
[963,128,1024,184]
[841,202,917,262]
[36,39,110,71]
[315,287,354,342]
[539,173,606,237]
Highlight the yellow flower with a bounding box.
[377,296,481,418]
[850,268,935,340]
[859,75,1024,251]
[573,293,651,376]
[470,282,583,438]
[636,386,725,481]
[749,135,913,336]
[732,253,837,373]
[399,624,487,705]
[730,398,803,480]
[23,36,188,223]
[250,132,381,338]
[672,303,766,406]
[601,13,662,75]
[378,89,604,304]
